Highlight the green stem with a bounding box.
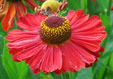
[61,72,66,79]
[107,0,112,15]
[68,72,72,79]
[81,0,87,13]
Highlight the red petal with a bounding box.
[66,9,84,24]
[26,0,39,10]
[70,14,89,28]
[99,47,104,52]
[2,3,16,31]
[16,13,46,31]
[0,0,3,6]
[72,16,102,32]
[15,3,23,18]
[53,46,62,70]
[59,42,86,72]
[71,15,106,52]
[20,1,27,14]
[6,29,39,41]
[67,41,96,64]
[35,12,47,22]
[26,45,46,68]
[15,2,27,19]
[40,46,62,72]
[40,47,54,72]
[6,30,42,62]
[0,2,8,21]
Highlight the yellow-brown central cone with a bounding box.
[40,16,71,45]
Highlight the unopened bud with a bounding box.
[41,0,60,12]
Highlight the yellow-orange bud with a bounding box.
[41,0,60,11]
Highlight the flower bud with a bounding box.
[41,0,60,11]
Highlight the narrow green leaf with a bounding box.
[76,67,93,79]
[2,39,29,79]
[97,0,109,14]
[81,0,87,13]
[67,0,81,10]
[0,35,8,79]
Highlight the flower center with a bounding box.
[40,16,71,45]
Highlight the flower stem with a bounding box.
[61,72,66,79]
[107,0,112,15]
[68,72,72,79]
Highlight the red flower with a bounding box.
[111,6,113,10]
[0,0,39,31]
[92,0,96,2]
[6,9,106,74]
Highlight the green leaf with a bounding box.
[93,8,113,79]
[105,52,113,79]
[108,53,113,72]
[97,0,109,13]
[0,35,8,79]
[67,0,81,10]
[80,0,87,13]
[87,0,100,15]
[2,39,29,79]
[76,67,93,79]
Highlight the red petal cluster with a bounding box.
[6,9,106,74]
[0,0,39,31]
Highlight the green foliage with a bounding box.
[0,35,8,79]
[0,0,113,79]
[2,39,29,79]
[76,68,93,79]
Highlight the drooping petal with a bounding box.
[15,3,23,18]
[15,2,27,19]
[0,2,8,21]
[52,46,62,70]
[26,0,39,10]
[26,46,62,74]
[6,29,42,62]
[0,0,3,6]
[68,41,96,64]
[71,16,106,52]
[40,46,62,73]
[40,46,55,72]
[7,35,39,49]
[58,41,91,72]
[26,45,47,68]
[35,12,47,22]
[11,41,43,62]
[19,1,27,15]
[57,45,75,72]
[72,16,102,31]
[70,14,89,28]
[2,3,16,31]
[17,13,46,31]
[66,10,84,25]
[6,29,39,42]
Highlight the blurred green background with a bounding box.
[0,0,113,79]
